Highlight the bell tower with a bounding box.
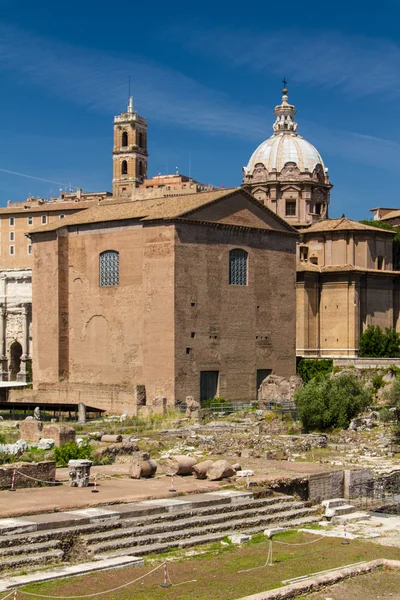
[112,98,148,197]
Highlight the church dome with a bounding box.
[246,133,325,174]
[243,85,327,177]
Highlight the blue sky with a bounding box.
[0,0,399,219]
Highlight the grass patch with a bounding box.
[19,532,400,600]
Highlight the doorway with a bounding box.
[200,371,219,403]
[9,341,22,380]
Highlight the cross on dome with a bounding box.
[273,81,298,134]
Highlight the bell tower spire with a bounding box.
[272,80,298,134]
[112,98,148,198]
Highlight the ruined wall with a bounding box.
[174,221,297,404]
[0,461,56,489]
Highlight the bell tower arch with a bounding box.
[112,97,148,197]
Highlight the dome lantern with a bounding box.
[241,83,333,228]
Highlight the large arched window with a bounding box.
[229,249,248,286]
[100,251,119,287]
[122,131,128,147]
[121,160,128,175]
[138,132,144,147]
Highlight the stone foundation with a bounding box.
[0,461,56,489]
[19,421,76,446]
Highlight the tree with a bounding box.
[360,219,400,270]
[295,373,371,432]
[359,325,400,358]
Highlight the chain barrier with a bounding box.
[14,470,60,486]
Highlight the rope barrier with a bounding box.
[0,591,16,600]
[14,471,60,486]
[18,560,196,598]
[18,562,164,598]
[238,540,273,573]
[273,536,327,546]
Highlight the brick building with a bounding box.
[29,188,297,412]
[296,218,399,357]
[0,190,110,381]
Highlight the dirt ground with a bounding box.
[302,567,400,599]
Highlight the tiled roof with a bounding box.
[379,210,400,221]
[297,262,400,275]
[29,188,296,235]
[0,201,93,216]
[300,217,395,234]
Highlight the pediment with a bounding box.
[182,190,294,233]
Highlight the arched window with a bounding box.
[229,249,248,286]
[138,132,144,147]
[121,160,128,175]
[100,250,119,287]
[122,131,128,147]
[139,161,144,177]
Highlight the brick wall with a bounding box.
[0,461,56,489]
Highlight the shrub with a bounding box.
[297,358,333,383]
[382,378,400,405]
[295,373,371,432]
[54,440,93,467]
[372,373,384,391]
[359,325,400,358]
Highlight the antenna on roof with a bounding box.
[189,153,191,179]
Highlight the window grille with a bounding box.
[100,250,119,287]
[285,201,296,216]
[229,249,248,286]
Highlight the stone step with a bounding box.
[322,498,347,509]
[0,495,294,549]
[95,515,321,559]
[83,500,310,544]
[0,549,64,574]
[0,539,61,558]
[326,504,356,518]
[89,506,319,555]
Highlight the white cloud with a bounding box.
[0,23,268,141]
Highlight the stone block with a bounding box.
[19,420,43,442]
[308,470,344,503]
[229,533,252,544]
[42,424,75,447]
[258,374,302,407]
[68,459,93,487]
[344,468,374,500]
[0,461,56,489]
[151,396,167,414]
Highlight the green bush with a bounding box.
[359,325,400,358]
[297,358,333,384]
[295,373,371,432]
[372,373,384,391]
[54,440,93,467]
[202,397,228,408]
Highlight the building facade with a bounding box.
[296,218,399,357]
[0,190,110,381]
[242,85,332,228]
[29,188,297,412]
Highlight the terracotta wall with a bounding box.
[174,222,297,403]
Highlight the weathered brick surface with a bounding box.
[308,470,344,503]
[19,420,43,442]
[19,421,75,446]
[42,424,75,446]
[344,468,374,499]
[0,461,56,489]
[31,191,297,412]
